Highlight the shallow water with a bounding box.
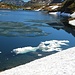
[0,10,75,71]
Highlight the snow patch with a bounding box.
[70,12,75,18]
[49,5,59,10]
[69,12,75,26]
[12,40,69,54]
[69,20,75,26]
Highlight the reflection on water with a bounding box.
[1,15,70,38]
[0,10,75,71]
[0,21,49,37]
[47,21,75,37]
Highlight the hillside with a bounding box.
[0,2,20,10]
[0,0,25,6]
[60,0,75,13]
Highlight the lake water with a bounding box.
[0,10,75,71]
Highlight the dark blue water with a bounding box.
[0,10,75,71]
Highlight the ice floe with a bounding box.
[0,51,1,54]
[12,47,38,54]
[12,40,69,54]
[0,47,75,75]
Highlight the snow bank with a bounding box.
[69,20,75,26]
[12,40,69,54]
[0,47,75,75]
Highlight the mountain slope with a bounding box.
[60,0,75,13]
[1,0,25,6]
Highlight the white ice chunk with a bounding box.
[12,40,69,54]
[38,54,42,56]
[13,46,38,54]
[0,51,2,54]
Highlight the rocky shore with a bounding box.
[33,0,75,26]
[0,0,75,26]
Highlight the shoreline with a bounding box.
[0,47,75,75]
[0,9,74,26]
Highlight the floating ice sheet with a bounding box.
[12,40,69,54]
